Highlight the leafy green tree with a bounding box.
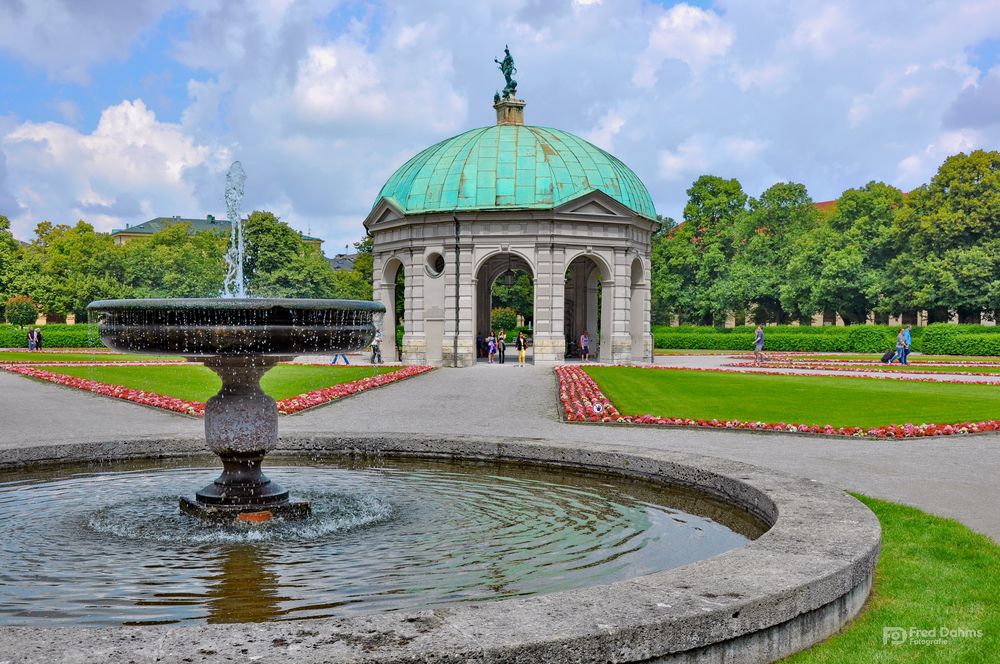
[242,211,338,298]
[886,150,1000,322]
[491,306,517,331]
[0,215,20,304]
[491,272,533,324]
[4,295,37,327]
[650,176,747,325]
[329,234,374,301]
[782,182,904,324]
[122,222,226,298]
[727,182,817,323]
[15,220,127,316]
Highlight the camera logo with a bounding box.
[883,626,907,646]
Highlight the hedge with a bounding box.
[650,323,1000,355]
[0,323,102,348]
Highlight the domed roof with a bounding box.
[373,124,657,220]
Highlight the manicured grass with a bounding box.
[0,351,177,363]
[786,494,999,663]
[584,367,1000,427]
[34,363,398,402]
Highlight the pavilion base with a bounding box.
[179,496,311,522]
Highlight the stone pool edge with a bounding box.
[0,433,881,664]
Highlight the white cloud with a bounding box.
[895,129,983,189]
[633,4,733,87]
[658,134,767,181]
[584,110,627,152]
[3,100,223,238]
[791,5,852,57]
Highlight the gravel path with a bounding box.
[3,359,999,543]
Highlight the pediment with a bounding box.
[555,190,633,218]
[363,197,405,230]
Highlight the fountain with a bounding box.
[89,162,384,521]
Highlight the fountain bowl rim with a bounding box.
[87,297,386,313]
[0,433,880,664]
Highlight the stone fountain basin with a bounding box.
[0,434,880,664]
[87,298,385,356]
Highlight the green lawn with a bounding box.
[34,363,398,402]
[786,494,999,663]
[824,364,1000,374]
[0,351,178,363]
[584,367,1000,427]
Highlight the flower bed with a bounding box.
[1,364,434,416]
[554,365,1000,439]
[2,365,205,415]
[645,362,999,386]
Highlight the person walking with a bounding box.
[370,329,383,365]
[33,327,42,351]
[579,330,590,362]
[486,332,497,364]
[902,324,912,365]
[890,327,907,364]
[497,329,507,365]
[515,331,527,366]
[753,325,765,365]
[26,327,35,351]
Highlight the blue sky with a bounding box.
[1,0,998,252]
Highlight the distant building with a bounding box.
[328,253,358,272]
[110,215,323,248]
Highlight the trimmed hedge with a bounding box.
[649,323,1000,355]
[0,323,101,348]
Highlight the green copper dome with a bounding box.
[374,125,657,220]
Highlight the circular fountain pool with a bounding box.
[0,456,764,626]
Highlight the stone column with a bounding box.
[533,243,565,363]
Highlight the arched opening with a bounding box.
[474,252,535,364]
[380,258,405,362]
[564,255,611,362]
[630,257,646,362]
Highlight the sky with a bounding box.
[1,0,999,253]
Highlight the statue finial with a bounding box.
[494,45,517,100]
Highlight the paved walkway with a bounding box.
[2,360,999,543]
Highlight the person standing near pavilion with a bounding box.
[486,331,497,364]
[497,329,507,364]
[370,329,383,365]
[516,331,527,366]
[579,330,590,362]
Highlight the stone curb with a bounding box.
[0,433,881,663]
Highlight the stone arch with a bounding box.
[630,256,648,362]
[473,251,535,361]
[564,252,613,362]
[380,255,406,362]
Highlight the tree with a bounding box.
[782,182,904,324]
[491,272,533,324]
[329,233,374,301]
[0,215,20,305]
[491,306,517,331]
[122,222,227,298]
[886,150,1000,321]
[242,211,339,298]
[727,182,817,323]
[14,220,127,316]
[4,295,37,328]
[650,176,747,324]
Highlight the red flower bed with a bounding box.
[2,364,205,415]
[554,365,1000,439]
[275,365,433,414]
[722,361,1000,382]
[1,364,434,416]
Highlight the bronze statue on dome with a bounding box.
[494,45,517,99]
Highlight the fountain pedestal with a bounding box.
[179,356,309,521]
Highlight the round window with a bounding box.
[426,252,446,277]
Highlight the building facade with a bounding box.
[365,97,659,367]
